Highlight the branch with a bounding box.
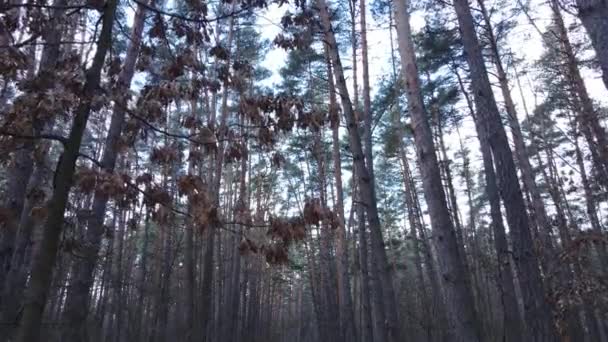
[2,3,88,10]
[130,0,255,24]
[78,152,103,167]
[0,130,67,144]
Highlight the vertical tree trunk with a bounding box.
[202,10,236,341]
[0,0,66,303]
[317,1,403,341]
[452,1,557,340]
[480,123,526,342]
[356,203,374,342]
[393,0,480,340]
[550,0,608,184]
[325,45,357,342]
[456,63,526,342]
[61,3,147,339]
[13,1,117,341]
[477,0,555,264]
[359,1,391,336]
[576,0,608,89]
[568,111,608,266]
[0,158,49,330]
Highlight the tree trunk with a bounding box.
[356,203,374,342]
[478,0,555,264]
[393,1,480,341]
[325,45,357,342]
[61,2,147,339]
[480,121,526,342]
[550,0,608,185]
[317,1,403,340]
[576,0,608,90]
[202,10,236,341]
[13,1,117,341]
[452,0,557,340]
[0,0,66,300]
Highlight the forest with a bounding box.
[0,0,608,341]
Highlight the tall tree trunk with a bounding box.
[480,121,526,342]
[317,1,403,340]
[576,0,608,89]
[550,0,608,185]
[478,0,555,263]
[452,0,558,341]
[0,0,66,299]
[456,60,526,342]
[359,1,391,339]
[202,10,236,341]
[393,1,480,340]
[13,1,117,341]
[568,111,608,265]
[61,3,147,339]
[356,202,374,342]
[0,156,50,330]
[325,45,357,342]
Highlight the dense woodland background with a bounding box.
[1,0,608,341]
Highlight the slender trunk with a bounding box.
[478,0,555,263]
[14,2,117,341]
[60,3,147,339]
[357,203,374,342]
[456,62,526,341]
[576,0,608,90]
[202,10,236,341]
[550,0,608,185]
[453,0,557,340]
[0,0,66,298]
[393,0,480,340]
[359,1,392,337]
[317,1,402,341]
[569,111,608,255]
[0,157,49,329]
[480,123,526,342]
[325,45,357,342]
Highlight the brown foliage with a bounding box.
[150,146,181,165]
[225,142,246,163]
[146,186,172,206]
[74,167,99,194]
[135,173,153,185]
[0,207,14,229]
[267,216,306,245]
[303,198,323,225]
[31,205,48,223]
[263,243,290,265]
[209,44,230,61]
[177,174,206,196]
[238,237,259,255]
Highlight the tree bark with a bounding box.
[479,119,526,342]
[393,1,480,341]
[576,0,608,90]
[0,0,66,299]
[13,1,117,340]
[325,45,357,342]
[550,0,608,185]
[478,0,555,264]
[61,2,147,339]
[452,0,557,340]
[317,1,403,340]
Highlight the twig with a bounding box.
[0,129,67,144]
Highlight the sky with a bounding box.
[255,0,608,102]
[122,0,608,229]
[250,0,608,230]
